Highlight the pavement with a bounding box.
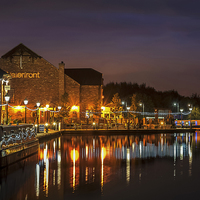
[36,129,61,140]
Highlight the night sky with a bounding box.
[1,0,200,96]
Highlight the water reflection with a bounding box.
[1,132,200,200]
[37,133,195,195]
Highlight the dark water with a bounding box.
[1,132,200,200]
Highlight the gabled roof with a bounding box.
[1,43,42,59]
[65,68,102,85]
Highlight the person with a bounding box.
[46,126,48,133]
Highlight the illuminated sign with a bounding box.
[10,72,40,78]
[4,85,10,90]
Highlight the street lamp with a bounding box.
[46,104,49,124]
[5,93,10,125]
[127,106,130,118]
[189,107,192,129]
[57,106,62,129]
[36,102,40,132]
[173,103,179,119]
[180,109,183,120]
[24,98,28,123]
[127,107,130,130]
[139,103,144,119]
[122,101,127,109]
[36,101,40,107]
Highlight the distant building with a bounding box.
[0,43,103,124]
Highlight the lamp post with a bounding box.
[5,93,10,125]
[58,106,61,122]
[1,75,11,124]
[24,98,28,123]
[173,103,179,119]
[122,101,127,109]
[46,104,49,125]
[180,109,183,120]
[189,107,192,129]
[127,107,130,130]
[36,102,40,132]
[58,106,61,131]
[139,103,144,119]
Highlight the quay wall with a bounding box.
[37,128,195,142]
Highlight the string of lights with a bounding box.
[5,104,192,116]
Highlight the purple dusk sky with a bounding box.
[1,0,200,96]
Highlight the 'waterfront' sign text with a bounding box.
[10,72,40,78]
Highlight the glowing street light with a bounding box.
[189,107,192,129]
[5,93,10,102]
[24,98,28,123]
[36,102,40,132]
[5,93,10,125]
[139,103,144,119]
[180,109,183,120]
[36,101,40,107]
[173,102,179,119]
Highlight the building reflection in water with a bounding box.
[35,132,198,198]
[43,144,49,197]
[57,150,61,189]
[35,163,40,198]
[126,148,130,184]
[101,147,106,193]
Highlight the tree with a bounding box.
[130,93,154,119]
[188,107,200,120]
[91,99,101,117]
[110,93,123,118]
[55,92,71,121]
[130,94,139,119]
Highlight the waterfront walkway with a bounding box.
[36,127,196,142]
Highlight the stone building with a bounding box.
[0,43,103,124]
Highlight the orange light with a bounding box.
[15,106,23,110]
[70,149,79,162]
[39,151,43,160]
[101,147,106,160]
[71,105,79,112]
[101,106,105,111]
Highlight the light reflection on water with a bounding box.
[1,132,200,200]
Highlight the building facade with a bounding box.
[0,43,103,124]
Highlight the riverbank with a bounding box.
[36,128,196,142]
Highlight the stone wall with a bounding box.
[59,62,65,103]
[64,74,80,106]
[80,85,101,111]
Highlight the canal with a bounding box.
[1,132,200,200]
